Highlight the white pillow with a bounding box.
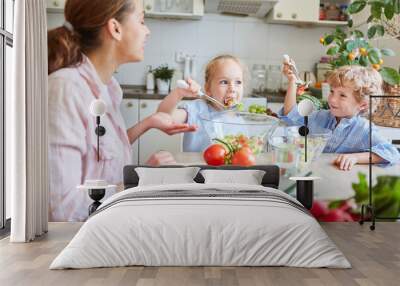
[200,169,266,185]
[135,167,200,186]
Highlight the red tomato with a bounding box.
[203,144,227,166]
[231,148,256,166]
[319,209,354,222]
[310,200,329,219]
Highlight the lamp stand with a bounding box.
[94,116,106,162]
[88,188,106,215]
[299,115,309,162]
[359,94,400,231]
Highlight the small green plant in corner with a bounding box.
[153,64,174,81]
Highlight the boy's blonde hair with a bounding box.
[326,65,384,103]
[204,54,247,90]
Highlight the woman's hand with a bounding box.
[146,150,177,166]
[148,112,197,135]
[334,154,358,171]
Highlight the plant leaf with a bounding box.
[324,35,335,45]
[366,14,374,23]
[368,25,377,38]
[328,200,343,209]
[347,1,367,14]
[371,3,383,18]
[395,0,400,13]
[384,3,395,19]
[380,67,400,85]
[346,40,356,52]
[368,48,381,63]
[381,48,396,56]
[353,172,369,203]
[359,56,369,66]
[348,18,354,27]
[353,29,365,37]
[376,24,385,36]
[327,46,339,55]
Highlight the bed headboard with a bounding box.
[123,165,280,189]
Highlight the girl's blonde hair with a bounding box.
[326,65,384,102]
[48,0,136,74]
[204,54,248,90]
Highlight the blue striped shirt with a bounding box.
[278,105,400,165]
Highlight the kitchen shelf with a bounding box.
[144,12,203,20]
[267,19,348,27]
[315,20,348,27]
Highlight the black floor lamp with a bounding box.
[359,94,400,230]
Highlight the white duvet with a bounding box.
[50,183,351,269]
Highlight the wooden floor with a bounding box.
[1,222,399,286]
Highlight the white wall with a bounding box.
[47,13,338,90]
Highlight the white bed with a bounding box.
[50,182,351,269]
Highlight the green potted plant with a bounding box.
[153,64,174,93]
[320,27,400,86]
[319,0,400,86]
[347,0,400,40]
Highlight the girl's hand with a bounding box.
[146,150,177,166]
[174,78,201,98]
[282,62,297,83]
[334,154,358,171]
[149,112,197,135]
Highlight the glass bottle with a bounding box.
[251,64,267,94]
[266,65,282,94]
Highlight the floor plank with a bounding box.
[1,222,399,286]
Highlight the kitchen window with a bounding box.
[0,0,14,235]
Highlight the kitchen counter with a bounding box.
[121,84,285,102]
[172,152,400,201]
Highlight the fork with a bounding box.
[176,80,236,110]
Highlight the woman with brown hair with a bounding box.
[48,0,199,221]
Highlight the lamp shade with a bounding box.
[89,99,106,116]
[298,99,314,117]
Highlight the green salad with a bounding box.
[221,134,264,155]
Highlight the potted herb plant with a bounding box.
[153,64,174,93]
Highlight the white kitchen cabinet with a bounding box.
[46,0,65,13]
[267,0,349,26]
[120,99,140,165]
[268,0,319,23]
[143,0,204,20]
[138,99,187,164]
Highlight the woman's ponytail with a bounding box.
[48,25,82,74]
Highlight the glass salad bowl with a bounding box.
[199,111,280,154]
[269,126,332,175]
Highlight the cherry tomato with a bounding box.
[231,148,256,166]
[203,144,227,166]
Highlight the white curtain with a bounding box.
[9,0,49,242]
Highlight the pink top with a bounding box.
[48,55,132,222]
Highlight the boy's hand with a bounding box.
[333,154,358,171]
[149,112,197,135]
[282,63,297,83]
